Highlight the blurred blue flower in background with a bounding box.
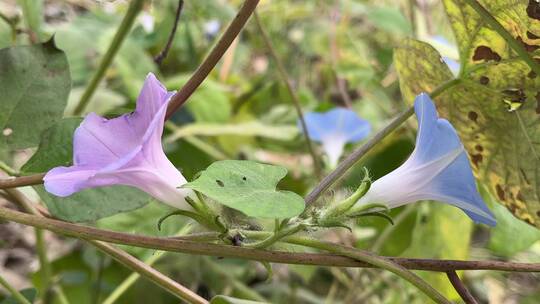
[442,56,460,76]
[302,108,371,168]
[204,20,221,40]
[429,35,460,76]
[357,93,496,226]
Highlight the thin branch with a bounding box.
[4,190,208,304]
[446,271,478,304]
[0,274,31,304]
[0,173,45,189]
[154,0,184,65]
[0,206,538,273]
[289,237,450,303]
[72,0,145,115]
[253,11,322,179]
[165,0,260,119]
[91,240,208,304]
[304,78,461,206]
[463,0,540,76]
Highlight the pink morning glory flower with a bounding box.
[357,93,496,226]
[302,108,371,167]
[44,73,192,209]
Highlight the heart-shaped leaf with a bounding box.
[185,160,305,219]
[0,38,70,150]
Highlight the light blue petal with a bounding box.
[429,152,497,226]
[442,57,460,76]
[412,93,462,163]
[412,94,496,226]
[302,112,329,142]
[302,108,371,143]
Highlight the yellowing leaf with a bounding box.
[394,0,540,228]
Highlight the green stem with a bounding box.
[35,228,52,302]
[17,0,41,43]
[204,258,268,302]
[0,274,31,304]
[102,252,162,304]
[463,0,540,76]
[253,11,322,179]
[285,238,451,304]
[0,161,18,176]
[245,223,304,249]
[304,78,461,206]
[102,224,193,304]
[72,0,145,115]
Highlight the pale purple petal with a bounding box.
[44,73,191,209]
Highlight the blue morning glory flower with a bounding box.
[357,93,496,226]
[302,108,371,167]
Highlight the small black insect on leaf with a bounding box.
[216,179,224,187]
[242,176,247,181]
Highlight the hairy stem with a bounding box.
[1,206,538,272]
[0,274,31,304]
[245,223,304,249]
[72,0,145,115]
[463,0,540,76]
[253,11,322,178]
[165,0,260,119]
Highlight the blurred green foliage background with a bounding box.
[0,0,539,303]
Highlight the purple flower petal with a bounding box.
[44,73,192,209]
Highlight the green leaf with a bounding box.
[166,121,298,141]
[366,6,411,35]
[165,75,231,123]
[489,203,540,257]
[1,288,37,304]
[0,39,71,150]
[22,118,82,173]
[394,32,540,226]
[405,204,473,301]
[34,185,149,223]
[21,118,149,222]
[98,203,188,256]
[185,160,305,219]
[210,295,267,304]
[64,87,126,115]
